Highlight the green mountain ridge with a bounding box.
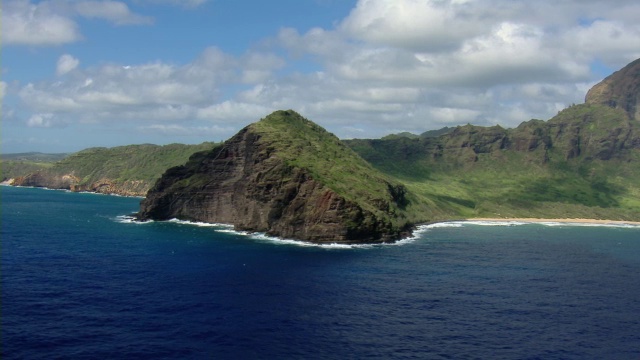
[346,101,640,222]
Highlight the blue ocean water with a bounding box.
[2,186,640,359]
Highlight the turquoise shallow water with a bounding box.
[2,186,640,359]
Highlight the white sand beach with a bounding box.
[468,218,640,226]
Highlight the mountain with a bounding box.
[585,58,640,121]
[6,143,215,196]
[346,58,640,222]
[138,110,413,243]
[1,152,69,182]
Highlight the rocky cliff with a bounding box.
[138,110,413,244]
[586,58,640,121]
[344,58,640,221]
[10,172,149,196]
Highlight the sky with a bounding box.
[2,0,640,154]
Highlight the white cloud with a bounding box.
[17,47,285,128]
[56,54,80,75]
[137,123,233,137]
[2,0,152,46]
[3,0,81,45]
[141,0,209,8]
[562,20,640,65]
[197,101,274,122]
[0,81,7,100]
[74,1,153,25]
[8,0,640,143]
[27,113,55,127]
[340,0,490,52]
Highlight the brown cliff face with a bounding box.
[138,111,412,244]
[11,171,149,196]
[12,172,81,189]
[71,179,149,196]
[586,58,640,121]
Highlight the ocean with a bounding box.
[2,185,639,359]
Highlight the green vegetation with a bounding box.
[345,102,640,223]
[1,152,68,181]
[251,110,412,225]
[49,143,215,184]
[1,161,55,181]
[5,142,216,195]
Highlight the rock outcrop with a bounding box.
[586,58,640,121]
[10,171,149,196]
[138,110,413,244]
[12,172,81,190]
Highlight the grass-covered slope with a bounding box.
[1,152,68,182]
[245,111,417,231]
[139,110,414,243]
[50,143,215,185]
[346,102,640,222]
[9,142,216,196]
[250,111,410,219]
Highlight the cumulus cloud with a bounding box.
[27,113,55,128]
[17,47,286,135]
[137,124,234,137]
[2,0,151,46]
[73,1,153,25]
[340,0,490,52]
[3,0,81,45]
[56,54,80,75]
[141,0,208,8]
[8,0,640,141]
[0,81,7,101]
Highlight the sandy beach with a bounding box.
[467,218,640,226]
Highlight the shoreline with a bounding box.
[465,217,640,226]
[1,183,145,198]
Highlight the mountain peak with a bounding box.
[138,111,413,244]
[585,58,640,121]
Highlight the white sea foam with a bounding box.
[130,218,419,249]
[115,215,152,224]
[115,216,640,248]
[533,221,640,229]
[216,228,379,249]
[166,218,234,228]
[426,220,640,229]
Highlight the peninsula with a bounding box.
[137,110,414,243]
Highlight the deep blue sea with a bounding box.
[2,185,640,359]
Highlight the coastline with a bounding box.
[466,217,640,226]
[1,183,145,198]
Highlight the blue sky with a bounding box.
[3,0,640,153]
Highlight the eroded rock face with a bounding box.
[12,172,80,190]
[71,179,148,196]
[11,171,149,196]
[586,58,640,121]
[138,121,411,244]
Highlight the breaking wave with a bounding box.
[114,217,640,248]
[425,220,640,229]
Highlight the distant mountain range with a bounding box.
[3,58,640,243]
